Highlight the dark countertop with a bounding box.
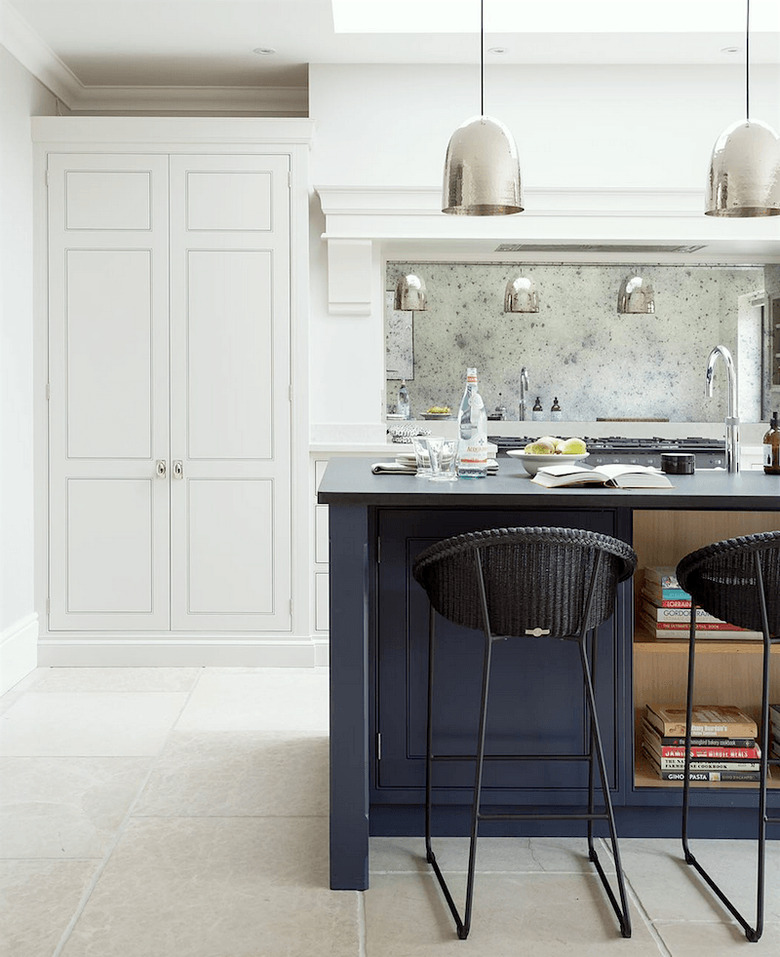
[318,457,780,510]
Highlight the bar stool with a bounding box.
[677,530,780,943]
[412,526,637,940]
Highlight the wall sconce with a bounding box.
[394,273,428,311]
[504,276,539,313]
[617,275,655,314]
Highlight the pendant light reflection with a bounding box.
[442,0,522,216]
[705,0,780,217]
[504,276,538,313]
[394,273,428,312]
[617,276,655,315]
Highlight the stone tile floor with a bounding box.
[1,666,778,956]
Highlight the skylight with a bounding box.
[332,0,779,35]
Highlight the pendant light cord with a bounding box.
[745,0,750,120]
[480,0,485,116]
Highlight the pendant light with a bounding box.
[617,276,655,315]
[504,276,538,313]
[394,273,428,311]
[705,0,780,217]
[442,0,522,216]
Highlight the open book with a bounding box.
[531,462,673,489]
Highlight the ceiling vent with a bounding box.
[494,243,708,254]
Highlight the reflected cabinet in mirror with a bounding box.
[386,263,780,423]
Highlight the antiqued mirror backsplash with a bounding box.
[386,262,772,423]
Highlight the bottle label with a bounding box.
[763,443,778,470]
[550,411,563,421]
[458,439,488,477]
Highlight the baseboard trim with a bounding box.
[37,635,329,668]
[0,613,39,695]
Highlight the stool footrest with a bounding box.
[431,752,592,762]
[478,811,610,822]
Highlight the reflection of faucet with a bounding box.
[705,345,739,473]
[518,367,529,421]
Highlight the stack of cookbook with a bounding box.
[643,704,760,782]
[639,566,763,640]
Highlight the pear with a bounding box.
[560,437,587,454]
[524,440,556,455]
[537,435,561,449]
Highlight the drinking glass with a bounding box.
[428,436,459,482]
[411,434,433,477]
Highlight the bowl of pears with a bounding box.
[506,436,589,475]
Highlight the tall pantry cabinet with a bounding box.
[33,119,317,666]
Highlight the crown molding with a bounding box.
[71,84,308,115]
[1,0,307,114]
[0,0,81,102]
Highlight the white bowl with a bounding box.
[506,450,589,476]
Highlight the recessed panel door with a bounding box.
[47,154,170,630]
[169,155,292,631]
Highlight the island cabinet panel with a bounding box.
[372,507,634,811]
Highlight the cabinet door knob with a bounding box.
[173,460,183,479]
[156,460,167,478]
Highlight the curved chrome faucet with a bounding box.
[705,345,740,473]
[518,367,529,421]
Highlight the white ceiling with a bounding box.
[6,0,780,90]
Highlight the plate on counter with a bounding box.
[421,412,452,420]
[506,450,589,476]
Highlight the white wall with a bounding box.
[0,45,57,690]
[307,62,780,433]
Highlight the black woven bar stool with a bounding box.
[677,530,780,943]
[412,526,637,940]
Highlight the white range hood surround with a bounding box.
[316,185,780,316]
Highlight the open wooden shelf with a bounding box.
[633,627,772,655]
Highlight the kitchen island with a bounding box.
[318,457,780,890]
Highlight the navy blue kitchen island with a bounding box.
[318,457,780,890]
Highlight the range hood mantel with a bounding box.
[316,185,780,315]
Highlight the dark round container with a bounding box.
[661,452,695,474]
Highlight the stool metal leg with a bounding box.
[579,628,632,938]
[681,554,773,943]
[424,559,495,941]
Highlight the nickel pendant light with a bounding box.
[394,273,428,311]
[617,276,655,315]
[705,0,780,217]
[442,0,523,216]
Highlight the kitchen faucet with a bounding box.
[705,345,739,473]
[518,367,529,421]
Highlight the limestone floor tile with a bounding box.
[134,731,328,817]
[59,816,359,957]
[0,668,44,716]
[655,920,780,954]
[619,838,780,923]
[175,669,329,733]
[0,692,188,756]
[364,871,661,957]
[31,667,201,693]
[1,859,99,957]
[370,835,614,875]
[0,756,151,858]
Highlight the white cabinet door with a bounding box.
[48,154,171,630]
[168,155,292,631]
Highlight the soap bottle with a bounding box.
[397,380,411,419]
[763,411,780,474]
[531,397,544,421]
[550,397,563,422]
